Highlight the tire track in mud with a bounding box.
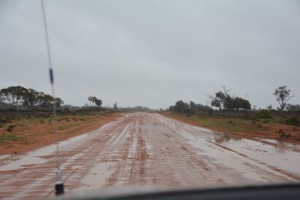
[128,131,149,184]
[105,115,141,186]
[141,120,224,186]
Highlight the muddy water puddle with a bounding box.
[186,130,300,180]
[211,132,300,174]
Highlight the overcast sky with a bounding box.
[0,0,299,109]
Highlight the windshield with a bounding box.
[0,0,299,199]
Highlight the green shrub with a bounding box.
[6,125,16,132]
[0,134,19,143]
[285,116,299,126]
[256,109,273,119]
[278,129,291,138]
[0,116,10,125]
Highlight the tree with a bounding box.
[209,87,251,111]
[195,103,213,114]
[274,86,294,111]
[113,102,118,110]
[23,88,39,109]
[170,100,190,113]
[87,96,102,107]
[189,101,196,114]
[267,105,273,111]
[211,98,221,110]
[54,98,64,108]
[209,89,228,110]
[169,100,212,114]
[286,104,300,112]
[209,87,231,110]
[224,95,234,110]
[94,98,102,107]
[39,94,54,109]
[91,97,96,105]
[88,96,93,106]
[0,86,28,110]
[231,97,251,111]
[0,86,64,111]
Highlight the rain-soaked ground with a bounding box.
[0,113,299,199]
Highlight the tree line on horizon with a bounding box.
[0,86,63,111]
[1,85,299,113]
[169,86,299,114]
[0,86,107,112]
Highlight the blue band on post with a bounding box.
[49,68,54,84]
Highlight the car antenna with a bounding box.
[40,0,64,196]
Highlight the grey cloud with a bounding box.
[0,0,299,109]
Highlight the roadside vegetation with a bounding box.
[166,86,300,143]
[0,85,122,154]
[0,110,121,154]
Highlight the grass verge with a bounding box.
[161,112,300,144]
[0,133,20,143]
[0,111,122,154]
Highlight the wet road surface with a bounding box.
[0,113,300,199]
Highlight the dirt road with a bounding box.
[1,113,300,199]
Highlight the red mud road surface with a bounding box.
[0,113,300,199]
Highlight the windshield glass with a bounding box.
[0,0,299,199]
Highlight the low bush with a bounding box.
[0,116,9,125]
[278,129,291,138]
[285,116,299,126]
[0,133,19,143]
[6,124,16,132]
[256,109,273,119]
